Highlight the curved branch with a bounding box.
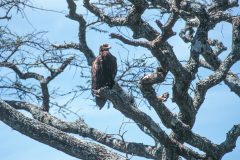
[0,99,123,160]
[138,69,223,158]
[200,57,240,98]
[83,0,124,27]
[179,24,194,43]
[207,0,239,12]
[172,3,210,129]
[199,39,240,97]
[139,67,172,128]
[224,72,240,97]
[92,83,206,159]
[42,56,74,112]
[5,100,158,159]
[0,57,74,112]
[219,124,240,159]
[208,11,234,30]
[194,16,240,110]
[65,0,95,66]
[109,33,150,48]
[147,0,171,12]
[109,34,187,81]
[45,56,74,83]
[0,62,44,80]
[207,39,227,56]
[194,50,240,111]
[83,0,159,40]
[199,58,215,70]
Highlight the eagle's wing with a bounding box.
[91,55,107,109]
[110,54,117,88]
[91,56,102,94]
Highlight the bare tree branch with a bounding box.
[219,124,240,159]
[0,99,124,160]
[194,16,240,111]
[0,56,74,112]
[4,100,160,159]
[0,62,45,80]
[53,0,96,66]
[93,83,207,159]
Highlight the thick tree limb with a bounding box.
[219,124,240,159]
[194,51,240,111]
[224,72,240,97]
[139,67,172,128]
[208,11,234,30]
[194,16,240,110]
[199,58,240,98]
[181,21,240,98]
[199,58,215,70]
[146,0,171,11]
[138,69,224,159]
[207,39,227,56]
[0,99,123,160]
[171,5,209,127]
[110,30,197,128]
[93,83,206,159]
[4,100,159,159]
[207,0,239,12]
[167,14,207,126]
[200,40,240,97]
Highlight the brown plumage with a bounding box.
[91,44,117,109]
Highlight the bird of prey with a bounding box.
[91,44,117,109]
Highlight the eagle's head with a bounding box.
[100,44,111,52]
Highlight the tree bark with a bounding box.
[0,99,123,160]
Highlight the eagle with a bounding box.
[91,44,117,109]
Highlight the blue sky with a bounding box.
[0,0,240,160]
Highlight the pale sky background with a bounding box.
[0,0,240,160]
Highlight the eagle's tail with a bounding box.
[96,97,107,110]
